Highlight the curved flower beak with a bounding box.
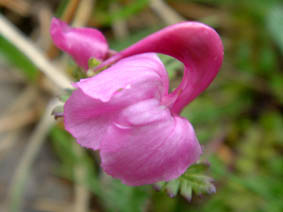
[50,18,109,70]
[97,22,224,113]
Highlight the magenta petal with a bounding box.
[75,53,168,103]
[100,99,201,186]
[64,54,168,150]
[50,18,108,70]
[64,88,112,150]
[96,22,223,113]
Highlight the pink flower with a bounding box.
[50,18,109,70]
[50,19,223,186]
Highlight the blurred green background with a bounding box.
[0,0,282,212]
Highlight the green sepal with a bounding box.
[59,88,75,103]
[153,181,165,191]
[153,162,216,201]
[166,179,180,197]
[180,180,193,201]
[52,88,75,119]
[88,57,101,69]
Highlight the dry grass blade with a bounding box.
[73,144,90,212]
[35,4,53,50]
[72,0,95,27]
[0,86,41,133]
[0,133,19,160]
[0,86,38,159]
[0,14,72,91]
[33,199,73,212]
[5,86,38,113]
[0,109,39,133]
[7,99,59,212]
[149,0,185,25]
[110,2,129,39]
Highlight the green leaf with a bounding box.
[155,162,216,200]
[100,176,150,212]
[49,126,100,195]
[158,54,183,79]
[96,0,149,26]
[0,35,38,81]
[266,5,283,53]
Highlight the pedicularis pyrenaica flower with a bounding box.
[50,18,223,186]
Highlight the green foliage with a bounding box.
[54,0,71,18]
[49,126,100,194]
[88,57,101,69]
[201,113,283,212]
[158,54,183,79]
[100,176,150,212]
[0,36,38,81]
[267,4,283,53]
[109,27,161,51]
[95,0,149,26]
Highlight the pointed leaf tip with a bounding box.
[180,180,193,202]
[166,180,180,198]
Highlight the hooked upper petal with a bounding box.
[50,18,108,70]
[100,99,202,186]
[96,22,223,113]
[64,53,168,150]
